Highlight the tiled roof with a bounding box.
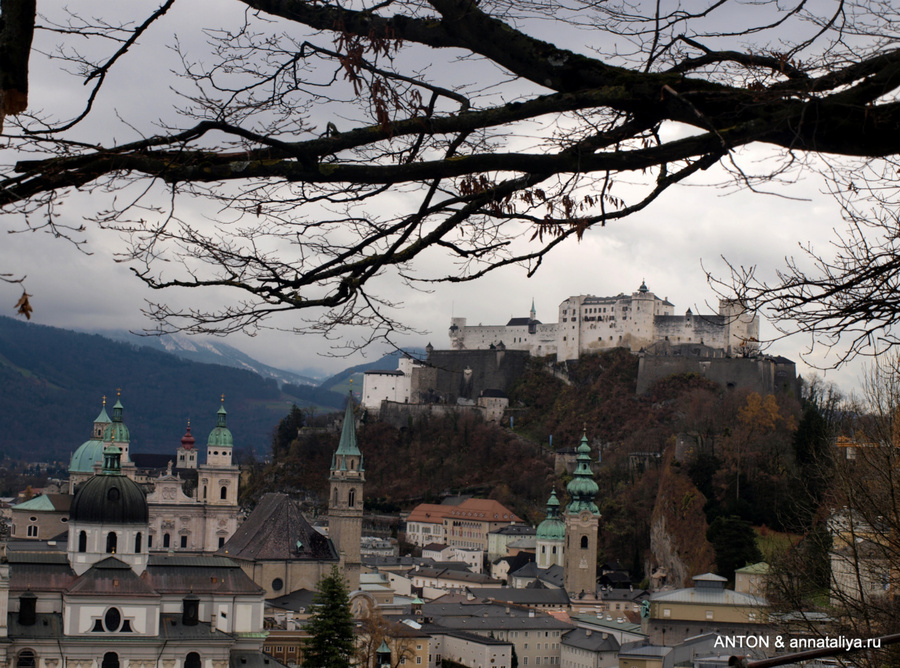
[218,493,337,562]
[66,557,159,597]
[408,499,522,524]
[406,504,451,524]
[562,628,620,652]
[144,558,265,596]
[267,588,317,611]
[467,587,570,606]
[12,494,71,512]
[445,499,522,523]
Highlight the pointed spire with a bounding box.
[335,392,361,458]
[217,395,227,428]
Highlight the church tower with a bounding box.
[563,431,600,597]
[536,489,565,569]
[329,395,365,589]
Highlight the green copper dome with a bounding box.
[70,445,148,525]
[70,440,106,474]
[536,489,566,541]
[566,433,599,515]
[70,398,114,474]
[101,398,130,444]
[207,401,234,448]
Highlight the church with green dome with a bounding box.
[14,394,241,554]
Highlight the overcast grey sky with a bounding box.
[0,0,873,393]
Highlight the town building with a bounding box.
[646,573,769,646]
[405,499,523,552]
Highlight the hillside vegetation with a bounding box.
[251,348,816,581]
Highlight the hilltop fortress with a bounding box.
[362,283,794,419]
[449,281,760,361]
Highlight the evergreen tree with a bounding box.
[706,516,762,583]
[303,566,355,668]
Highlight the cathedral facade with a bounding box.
[13,396,242,553]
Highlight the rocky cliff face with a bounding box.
[649,453,716,587]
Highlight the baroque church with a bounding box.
[14,395,240,552]
[3,393,368,667]
[2,441,274,668]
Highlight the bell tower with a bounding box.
[563,431,600,597]
[329,394,365,589]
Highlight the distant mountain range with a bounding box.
[0,317,416,462]
[94,330,322,387]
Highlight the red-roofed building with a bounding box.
[406,500,523,551]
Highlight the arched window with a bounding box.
[163,533,171,548]
[203,486,207,499]
[220,486,227,500]
[101,652,120,668]
[134,532,142,553]
[348,488,356,508]
[580,536,588,549]
[15,650,35,667]
[78,530,87,553]
[350,459,355,471]
[333,488,339,505]
[185,653,201,668]
[106,532,117,554]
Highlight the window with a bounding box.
[180,535,188,549]
[580,536,588,549]
[349,488,356,508]
[148,534,153,548]
[134,532,142,553]
[101,652,119,668]
[416,659,422,665]
[106,532,117,554]
[26,526,38,538]
[185,653,201,668]
[220,486,228,500]
[104,607,122,632]
[78,531,87,552]
[163,533,171,548]
[272,578,284,592]
[16,650,35,667]
[219,536,225,548]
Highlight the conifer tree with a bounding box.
[303,566,356,668]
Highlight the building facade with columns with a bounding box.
[12,397,241,554]
[2,444,274,668]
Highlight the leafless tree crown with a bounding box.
[2,0,900,352]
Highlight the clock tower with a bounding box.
[563,431,600,597]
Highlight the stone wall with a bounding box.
[411,349,531,404]
[636,354,798,396]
